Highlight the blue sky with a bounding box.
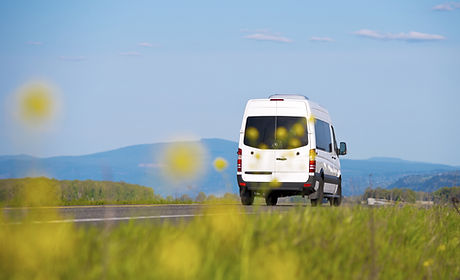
[1,0,459,165]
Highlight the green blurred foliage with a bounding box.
[0,206,459,279]
[0,177,166,206]
[0,177,241,206]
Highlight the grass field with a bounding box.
[1,205,459,280]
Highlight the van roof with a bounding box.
[269,94,308,100]
[245,95,331,123]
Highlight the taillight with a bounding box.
[309,149,316,174]
[237,148,242,172]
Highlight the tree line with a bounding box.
[2,177,457,206]
[362,186,460,204]
[0,177,238,207]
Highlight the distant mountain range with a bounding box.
[387,171,460,192]
[340,157,458,194]
[0,138,458,196]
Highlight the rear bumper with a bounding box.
[236,173,340,195]
[236,174,316,195]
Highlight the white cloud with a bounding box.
[138,42,154,47]
[138,163,163,168]
[119,51,142,56]
[58,56,86,62]
[432,2,460,11]
[26,41,43,45]
[310,36,334,42]
[243,30,292,43]
[353,29,446,41]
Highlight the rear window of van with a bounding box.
[244,116,308,149]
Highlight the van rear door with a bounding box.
[242,103,276,183]
[273,101,309,183]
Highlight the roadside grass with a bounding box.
[1,205,459,279]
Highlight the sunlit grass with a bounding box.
[1,206,459,279]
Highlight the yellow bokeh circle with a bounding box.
[161,142,206,182]
[213,157,228,172]
[275,126,288,140]
[246,127,259,140]
[16,82,58,126]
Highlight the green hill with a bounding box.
[387,171,460,192]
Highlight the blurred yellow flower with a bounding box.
[15,82,59,127]
[161,142,207,183]
[292,122,305,137]
[276,126,288,140]
[213,157,228,172]
[270,178,281,188]
[18,177,61,207]
[258,143,268,149]
[288,137,301,148]
[423,259,433,267]
[246,127,259,140]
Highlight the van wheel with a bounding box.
[330,197,341,206]
[265,192,278,206]
[311,174,325,207]
[240,188,254,205]
[330,183,342,207]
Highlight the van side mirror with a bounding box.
[339,142,347,155]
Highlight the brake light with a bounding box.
[304,183,312,187]
[309,149,316,174]
[237,148,242,172]
[270,98,284,101]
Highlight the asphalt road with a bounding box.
[2,203,304,225]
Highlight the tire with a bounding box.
[265,192,278,206]
[328,197,341,206]
[331,181,342,207]
[240,188,254,205]
[310,198,319,206]
[311,173,325,207]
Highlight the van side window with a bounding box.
[315,119,332,153]
[331,126,338,155]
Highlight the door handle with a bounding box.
[276,157,287,161]
[332,156,337,160]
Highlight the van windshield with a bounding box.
[244,116,308,149]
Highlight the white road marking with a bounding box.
[34,214,204,224]
[2,211,266,225]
